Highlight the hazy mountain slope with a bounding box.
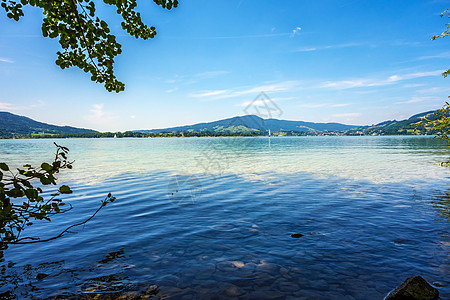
[348,110,437,135]
[0,111,97,137]
[136,115,358,133]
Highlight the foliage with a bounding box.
[421,102,450,142]
[418,103,450,166]
[0,143,115,246]
[24,130,265,138]
[1,0,178,92]
[423,9,450,165]
[431,9,450,78]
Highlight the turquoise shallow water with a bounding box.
[0,136,449,299]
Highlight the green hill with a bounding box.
[347,111,437,135]
[0,111,97,137]
[134,111,438,136]
[135,115,358,134]
[0,109,440,138]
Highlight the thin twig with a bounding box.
[10,199,108,244]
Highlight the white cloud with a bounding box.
[91,104,106,118]
[333,113,361,118]
[291,27,302,37]
[388,75,400,81]
[232,81,300,96]
[190,90,229,98]
[297,47,318,52]
[297,103,327,108]
[0,57,14,63]
[395,96,441,104]
[193,33,291,40]
[165,74,182,84]
[332,103,351,107]
[320,80,367,89]
[417,87,442,94]
[295,102,351,109]
[190,81,302,101]
[320,70,443,90]
[402,83,425,88]
[0,100,45,111]
[163,71,229,88]
[194,70,230,79]
[238,96,296,107]
[332,112,361,122]
[238,99,274,107]
[84,104,118,125]
[418,51,450,60]
[130,115,136,119]
[406,70,444,78]
[0,102,16,110]
[295,43,363,52]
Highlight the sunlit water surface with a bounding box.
[0,136,449,299]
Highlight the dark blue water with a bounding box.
[0,137,449,299]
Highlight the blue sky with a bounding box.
[0,0,449,131]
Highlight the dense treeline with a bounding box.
[0,128,436,139]
[0,131,266,139]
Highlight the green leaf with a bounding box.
[6,188,25,198]
[25,189,39,200]
[0,163,9,171]
[41,162,53,172]
[40,176,52,185]
[59,185,72,194]
[23,171,34,177]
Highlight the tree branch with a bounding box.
[9,195,113,245]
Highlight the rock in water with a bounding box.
[36,273,48,280]
[385,276,439,300]
[291,233,304,238]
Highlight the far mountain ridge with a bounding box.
[133,110,438,136]
[136,114,359,134]
[0,111,97,137]
[0,110,439,138]
[408,110,435,120]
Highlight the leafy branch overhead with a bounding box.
[1,0,178,92]
[419,9,450,166]
[432,9,450,78]
[417,103,450,167]
[0,143,115,246]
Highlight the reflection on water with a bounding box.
[0,137,449,299]
[430,190,450,221]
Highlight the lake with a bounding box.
[0,136,449,299]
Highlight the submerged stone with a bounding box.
[291,233,304,238]
[231,261,245,268]
[385,276,439,300]
[224,284,243,297]
[432,282,446,288]
[36,273,48,280]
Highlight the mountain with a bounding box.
[347,110,437,135]
[136,115,358,134]
[0,109,439,138]
[0,111,97,137]
[408,110,435,120]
